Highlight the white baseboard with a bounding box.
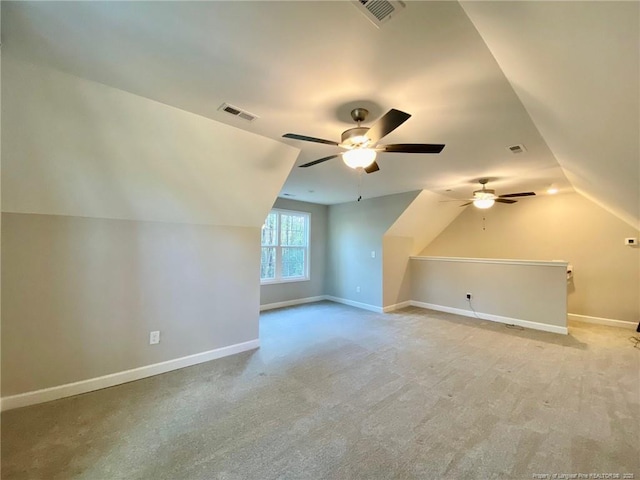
[410,301,568,335]
[260,296,326,311]
[261,295,407,315]
[1,339,260,412]
[568,313,638,330]
[383,301,412,313]
[325,295,383,313]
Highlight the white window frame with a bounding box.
[260,208,310,285]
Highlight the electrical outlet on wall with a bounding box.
[356,286,361,293]
[466,293,472,300]
[149,331,160,345]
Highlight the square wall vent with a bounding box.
[352,0,406,28]
[218,103,259,122]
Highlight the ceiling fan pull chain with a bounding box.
[482,215,486,231]
[357,170,363,202]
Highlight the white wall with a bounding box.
[382,189,466,310]
[2,214,260,396]
[1,51,295,402]
[326,191,420,308]
[382,236,414,308]
[411,257,568,333]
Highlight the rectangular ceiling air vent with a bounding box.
[218,103,258,122]
[352,0,406,28]
[507,144,527,154]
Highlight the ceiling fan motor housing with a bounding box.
[473,188,496,199]
[341,127,372,147]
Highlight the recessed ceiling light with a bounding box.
[547,186,558,194]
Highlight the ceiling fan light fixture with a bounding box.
[472,190,496,209]
[343,148,377,169]
[473,198,495,209]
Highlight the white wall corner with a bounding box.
[325,296,384,313]
[383,301,412,313]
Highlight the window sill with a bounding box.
[261,277,310,286]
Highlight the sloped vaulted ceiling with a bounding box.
[461,1,640,228]
[2,1,638,228]
[2,55,299,226]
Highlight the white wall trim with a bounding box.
[325,295,383,313]
[261,295,410,315]
[383,301,412,313]
[410,301,568,335]
[568,313,638,330]
[410,256,568,268]
[260,296,326,311]
[1,339,260,411]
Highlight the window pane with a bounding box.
[261,212,278,246]
[280,213,307,246]
[260,247,276,280]
[282,247,305,278]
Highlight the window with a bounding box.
[261,209,309,284]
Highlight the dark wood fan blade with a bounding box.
[366,109,411,144]
[460,201,473,207]
[495,198,517,204]
[364,161,380,174]
[299,154,340,168]
[499,192,536,198]
[283,133,339,146]
[378,143,445,154]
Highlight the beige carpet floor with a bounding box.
[2,302,639,479]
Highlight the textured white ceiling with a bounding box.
[2,1,638,226]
